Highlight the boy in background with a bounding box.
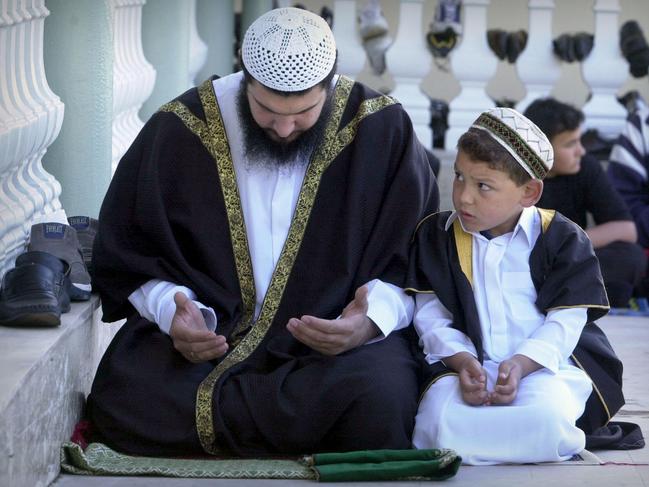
[524,98,646,308]
[608,97,649,248]
[406,108,623,464]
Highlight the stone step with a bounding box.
[0,297,121,487]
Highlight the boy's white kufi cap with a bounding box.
[472,107,554,179]
[241,7,337,92]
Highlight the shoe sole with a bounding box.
[0,311,61,327]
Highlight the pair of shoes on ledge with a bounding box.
[28,221,93,301]
[0,251,71,327]
[0,218,98,328]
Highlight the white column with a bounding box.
[43,0,113,219]
[188,0,207,86]
[241,0,272,37]
[196,0,235,82]
[140,0,210,121]
[445,0,497,149]
[0,0,64,277]
[333,0,366,79]
[581,0,627,138]
[516,0,562,112]
[384,0,432,148]
[110,0,156,174]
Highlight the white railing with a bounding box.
[327,0,639,149]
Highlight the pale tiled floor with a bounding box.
[54,314,649,487]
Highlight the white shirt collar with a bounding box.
[444,206,538,248]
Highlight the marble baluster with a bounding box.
[384,0,432,147]
[445,0,497,149]
[333,0,366,79]
[110,0,156,174]
[516,0,561,112]
[581,0,628,138]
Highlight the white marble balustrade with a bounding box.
[0,0,64,277]
[110,0,156,174]
[330,0,639,149]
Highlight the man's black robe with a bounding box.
[88,76,438,457]
[405,209,624,435]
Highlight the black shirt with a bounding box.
[538,154,631,229]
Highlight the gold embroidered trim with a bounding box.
[412,211,443,242]
[537,208,555,233]
[335,94,396,149]
[193,80,259,453]
[196,80,257,335]
[158,101,208,137]
[158,81,258,454]
[191,75,398,454]
[571,352,612,423]
[547,304,610,311]
[158,90,257,336]
[452,219,473,287]
[403,288,435,294]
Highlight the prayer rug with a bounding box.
[60,442,462,481]
[60,442,315,479]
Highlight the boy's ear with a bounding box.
[520,179,543,207]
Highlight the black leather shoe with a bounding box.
[15,250,71,313]
[0,263,62,327]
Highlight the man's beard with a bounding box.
[236,80,332,169]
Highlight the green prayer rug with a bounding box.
[60,442,315,480]
[304,448,462,481]
[60,442,462,482]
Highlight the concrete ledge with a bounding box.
[0,297,122,487]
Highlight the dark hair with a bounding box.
[523,97,584,141]
[457,128,531,186]
[240,53,338,97]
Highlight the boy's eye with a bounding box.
[454,171,463,181]
[478,182,491,191]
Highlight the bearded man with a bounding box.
[88,7,438,457]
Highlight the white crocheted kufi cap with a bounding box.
[472,107,554,180]
[241,7,337,92]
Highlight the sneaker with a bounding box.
[358,1,389,41]
[15,250,71,313]
[28,222,92,301]
[0,263,62,327]
[67,216,98,278]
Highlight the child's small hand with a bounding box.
[488,359,523,405]
[458,356,488,406]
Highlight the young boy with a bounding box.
[523,98,646,308]
[406,108,624,465]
